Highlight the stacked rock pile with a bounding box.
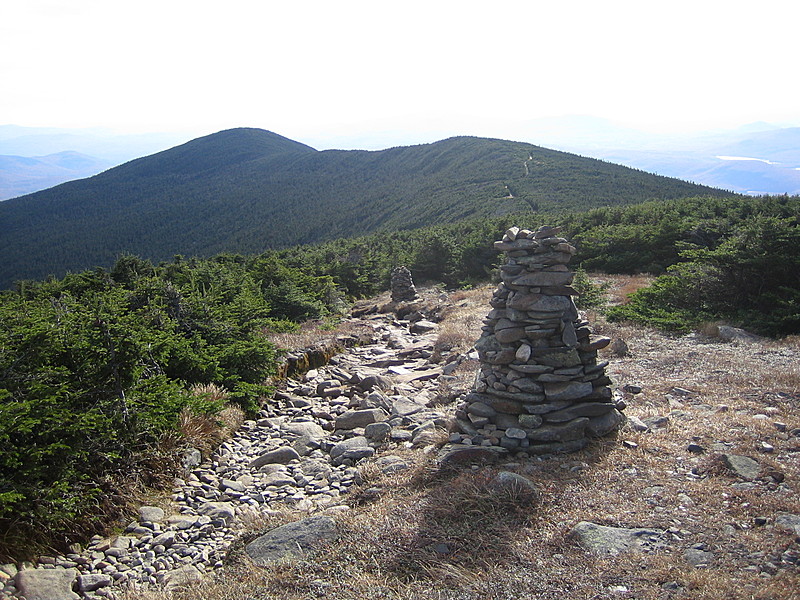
[454,225,624,454]
[390,266,418,302]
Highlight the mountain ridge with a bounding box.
[0,128,733,288]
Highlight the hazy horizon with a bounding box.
[3,1,799,149]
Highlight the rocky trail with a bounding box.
[0,295,477,599]
[3,282,800,600]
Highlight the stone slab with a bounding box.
[570,522,666,555]
[245,516,338,566]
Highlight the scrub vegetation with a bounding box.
[1,190,798,564]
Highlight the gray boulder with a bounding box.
[335,408,388,430]
[720,454,760,480]
[586,408,625,437]
[527,418,589,443]
[138,505,165,522]
[570,521,666,555]
[364,421,392,442]
[15,568,79,600]
[490,471,540,501]
[245,515,338,566]
[776,512,800,535]
[284,421,325,438]
[684,547,714,567]
[250,446,301,468]
[438,445,503,467]
[329,436,375,464]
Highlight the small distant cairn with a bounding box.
[457,225,624,454]
[391,265,418,302]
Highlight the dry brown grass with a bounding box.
[435,284,491,350]
[171,385,246,456]
[125,276,800,600]
[263,318,375,352]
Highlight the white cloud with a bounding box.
[2,0,800,142]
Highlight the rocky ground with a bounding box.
[3,281,799,600]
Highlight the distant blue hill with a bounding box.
[0,151,113,200]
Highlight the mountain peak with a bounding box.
[120,127,317,177]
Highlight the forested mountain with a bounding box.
[0,127,732,288]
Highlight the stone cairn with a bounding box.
[457,225,624,454]
[390,265,418,302]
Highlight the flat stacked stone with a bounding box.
[456,225,623,454]
[390,266,418,302]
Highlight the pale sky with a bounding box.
[2,0,800,149]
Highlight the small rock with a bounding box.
[221,478,246,492]
[409,320,437,334]
[151,531,176,548]
[720,454,760,480]
[490,471,540,501]
[138,506,165,522]
[433,543,450,555]
[661,581,681,591]
[684,547,713,567]
[329,436,374,463]
[505,428,527,440]
[364,421,392,442]
[335,408,388,430]
[284,421,326,438]
[626,416,649,432]
[78,574,113,592]
[196,502,236,525]
[438,445,502,467]
[776,513,800,536]
[642,416,669,430]
[671,387,692,397]
[569,522,666,555]
[162,564,203,591]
